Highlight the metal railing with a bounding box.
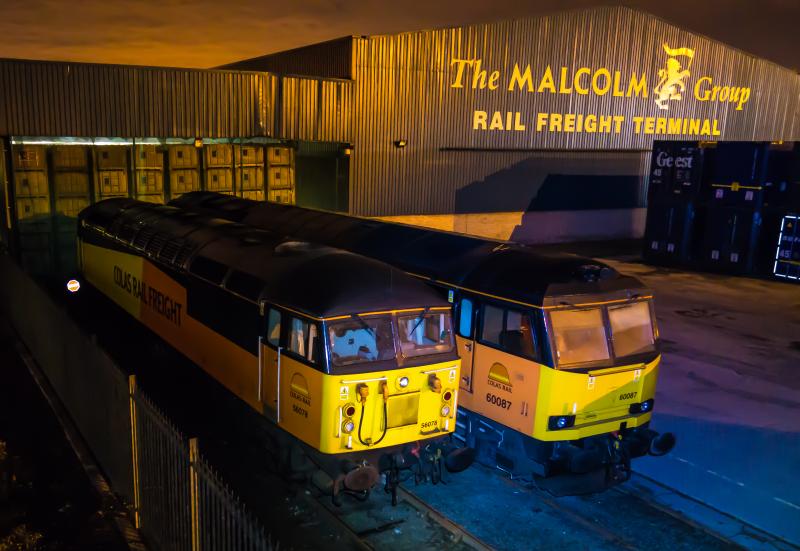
[129,376,272,551]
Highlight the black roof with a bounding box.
[170,193,647,307]
[79,198,449,318]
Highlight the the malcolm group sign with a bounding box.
[449,42,755,139]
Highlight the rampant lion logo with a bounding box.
[653,43,695,110]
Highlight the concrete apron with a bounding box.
[376,207,647,243]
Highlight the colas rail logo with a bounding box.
[487,363,512,393]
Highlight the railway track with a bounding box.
[53,285,771,551]
[409,459,750,551]
[300,481,493,551]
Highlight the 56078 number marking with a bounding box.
[486,393,511,410]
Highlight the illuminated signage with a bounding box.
[450,42,752,138]
[774,215,799,280]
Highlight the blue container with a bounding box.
[703,142,769,209]
[699,206,761,274]
[643,200,696,265]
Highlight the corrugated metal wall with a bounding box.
[280,76,353,143]
[348,6,800,215]
[0,58,354,145]
[217,37,354,80]
[0,59,278,138]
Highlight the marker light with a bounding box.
[440,405,451,417]
[342,420,355,434]
[398,376,409,388]
[629,399,655,414]
[66,279,80,293]
[547,414,576,431]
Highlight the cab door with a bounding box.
[456,296,476,394]
[260,306,282,422]
[469,304,539,436]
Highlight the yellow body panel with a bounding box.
[81,239,461,455]
[458,340,540,435]
[81,241,262,410]
[274,351,460,454]
[533,358,658,440]
[457,331,659,441]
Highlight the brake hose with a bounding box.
[357,401,388,446]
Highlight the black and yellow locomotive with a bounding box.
[77,199,471,503]
[172,192,676,494]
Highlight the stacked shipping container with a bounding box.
[643,140,800,280]
[4,139,300,277]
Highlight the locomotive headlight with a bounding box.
[342,420,355,434]
[547,414,576,431]
[629,399,655,414]
[440,405,451,417]
[398,376,409,389]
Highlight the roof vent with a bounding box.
[274,241,318,256]
[575,264,614,282]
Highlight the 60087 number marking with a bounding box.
[486,393,511,410]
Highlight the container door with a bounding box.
[456,297,476,393]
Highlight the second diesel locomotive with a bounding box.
[172,192,676,494]
[77,199,472,504]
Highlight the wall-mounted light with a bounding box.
[394,139,407,148]
[194,138,204,148]
[341,144,353,156]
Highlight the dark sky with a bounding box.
[0,0,797,71]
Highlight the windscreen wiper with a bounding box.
[351,313,375,334]
[407,306,431,337]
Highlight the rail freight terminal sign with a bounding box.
[450,43,752,138]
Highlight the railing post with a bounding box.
[128,375,141,529]
[189,437,201,551]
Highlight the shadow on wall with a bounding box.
[454,155,642,214]
[453,154,645,243]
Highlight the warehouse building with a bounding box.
[1,6,799,275]
[222,6,800,241]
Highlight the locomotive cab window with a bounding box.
[479,305,537,360]
[457,298,474,338]
[266,308,281,347]
[549,307,610,367]
[288,317,320,364]
[327,315,395,367]
[480,305,504,345]
[608,301,656,358]
[397,310,454,358]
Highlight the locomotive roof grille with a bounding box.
[77,198,448,319]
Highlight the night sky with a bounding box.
[0,0,797,71]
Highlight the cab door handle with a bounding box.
[464,342,473,352]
